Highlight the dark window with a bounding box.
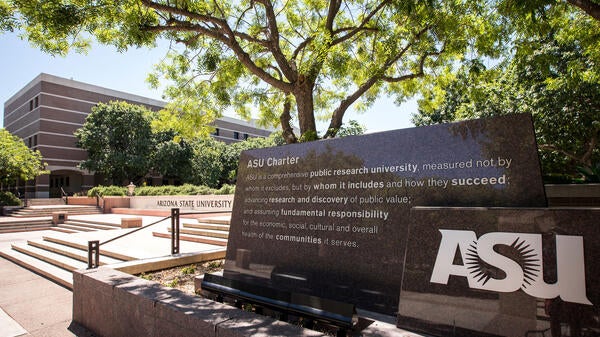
[28,137,32,148]
[244,133,249,140]
[29,100,33,111]
[213,128,220,136]
[233,131,240,139]
[66,177,70,187]
[34,96,39,108]
[33,135,38,146]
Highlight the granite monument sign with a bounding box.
[222,113,547,316]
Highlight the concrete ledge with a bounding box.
[545,184,600,207]
[121,217,142,228]
[72,267,325,337]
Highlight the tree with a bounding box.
[337,120,367,137]
[414,36,600,180]
[188,137,226,188]
[0,128,47,187]
[5,0,506,143]
[151,130,194,182]
[75,101,155,184]
[221,136,278,185]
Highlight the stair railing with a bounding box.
[60,187,68,204]
[87,208,230,269]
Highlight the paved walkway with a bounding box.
[0,213,228,337]
[0,231,94,337]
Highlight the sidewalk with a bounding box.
[0,231,95,337]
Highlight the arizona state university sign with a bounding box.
[398,207,600,337]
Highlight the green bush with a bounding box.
[87,184,235,196]
[87,185,127,197]
[216,184,236,195]
[0,191,22,206]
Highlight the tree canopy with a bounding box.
[413,9,600,180]
[75,101,155,184]
[3,0,509,143]
[0,128,47,186]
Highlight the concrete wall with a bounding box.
[67,197,97,206]
[546,184,600,207]
[100,196,131,213]
[129,195,234,212]
[72,268,325,337]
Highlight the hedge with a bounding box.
[87,184,235,197]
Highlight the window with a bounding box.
[233,131,240,139]
[65,177,70,187]
[244,133,249,140]
[34,96,39,108]
[33,135,38,146]
[29,100,33,111]
[213,128,220,136]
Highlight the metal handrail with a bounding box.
[87,208,231,269]
[60,187,68,204]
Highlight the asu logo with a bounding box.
[430,230,592,305]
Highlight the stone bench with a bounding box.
[120,217,142,228]
[52,212,68,225]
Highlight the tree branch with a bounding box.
[538,143,588,165]
[323,26,437,138]
[330,0,390,46]
[254,0,297,82]
[567,0,600,21]
[140,0,294,92]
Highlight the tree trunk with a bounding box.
[293,78,318,142]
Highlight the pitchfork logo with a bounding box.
[430,230,592,305]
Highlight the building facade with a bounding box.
[3,73,273,198]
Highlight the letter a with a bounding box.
[430,230,477,284]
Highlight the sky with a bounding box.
[0,31,416,133]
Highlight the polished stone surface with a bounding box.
[225,114,546,315]
[398,207,600,337]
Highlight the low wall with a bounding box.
[73,268,406,337]
[546,183,600,207]
[73,268,324,337]
[101,196,131,213]
[67,197,97,206]
[129,195,234,212]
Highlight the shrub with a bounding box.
[87,185,127,197]
[0,191,21,206]
[216,184,235,195]
[87,184,235,196]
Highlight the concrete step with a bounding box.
[0,217,53,233]
[173,226,229,239]
[0,247,73,289]
[27,239,125,265]
[183,222,230,231]
[55,223,97,232]
[27,198,65,206]
[10,206,102,217]
[50,227,79,234]
[43,236,136,262]
[11,243,87,272]
[65,218,121,228]
[152,231,228,246]
[0,224,54,234]
[63,220,119,231]
[200,217,231,225]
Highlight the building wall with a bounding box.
[3,73,274,198]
